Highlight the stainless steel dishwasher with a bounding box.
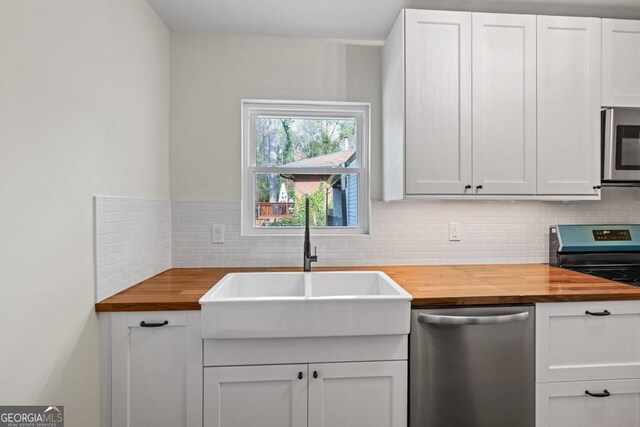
[410,305,534,427]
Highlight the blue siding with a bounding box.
[332,187,343,223]
[346,175,358,227]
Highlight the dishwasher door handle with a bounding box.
[417,311,530,326]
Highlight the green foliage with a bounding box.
[255,174,271,203]
[255,174,292,203]
[298,120,355,159]
[275,185,327,227]
[256,118,356,166]
[278,119,296,165]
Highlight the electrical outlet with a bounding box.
[449,222,461,241]
[212,224,225,244]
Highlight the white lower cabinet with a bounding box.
[308,361,407,427]
[204,361,407,427]
[536,301,640,383]
[537,379,640,427]
[536,301,640,427]
[204,364,308,427]
[101,311,202,427]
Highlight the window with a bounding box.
[241,100,370,236]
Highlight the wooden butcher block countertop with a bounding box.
[94,264,640,312]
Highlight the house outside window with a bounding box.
[241,100,370,236]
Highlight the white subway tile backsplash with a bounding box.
[93,189,640,298]
[171,188,640,268]
[94,196,171,302]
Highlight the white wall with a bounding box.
[168,33,640,270]
[170,33,383,201]
[0,0,170,425]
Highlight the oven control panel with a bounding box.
[593,229,632,241]
[553,224,640,253]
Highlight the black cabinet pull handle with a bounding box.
[585,389,610,398]
[585,310,610,316]
[140,320,169,327]
[476,185,483,190]
[313,371,318,379]
[465,185,472,190]
[593,185,602,190]
[298,372,303,380]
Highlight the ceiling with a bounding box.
[147,0,640,41]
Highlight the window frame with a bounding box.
[241,100,371,236]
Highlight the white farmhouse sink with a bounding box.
[199,271,412,339]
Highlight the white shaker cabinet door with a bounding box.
[537,380,640,427]
[536,301,640,383]
[603,19,640,107]
[308,361,407,427]
[537,16,601,195]
[110,311,202,427]
[472,13,537,195]
[204,364,308,427]
[404,9,473,195]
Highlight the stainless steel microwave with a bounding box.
[603,108,640,182]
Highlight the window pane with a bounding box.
[254,173,359,228]
[255,118,358,167]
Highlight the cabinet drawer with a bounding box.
[536,301,640,382]
[536,379,640,427]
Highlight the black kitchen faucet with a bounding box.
[303,196,318,272]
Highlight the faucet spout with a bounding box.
[303,196,318,272]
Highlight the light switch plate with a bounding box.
[449,223,461,241]
[212,224,225,244]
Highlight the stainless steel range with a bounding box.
[550,224,640,285]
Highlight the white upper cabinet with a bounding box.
[603,19,640,107]
[404,9,472,195]
[537,16,601,195]
[472,13,537,195]
[382,9,604,200]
